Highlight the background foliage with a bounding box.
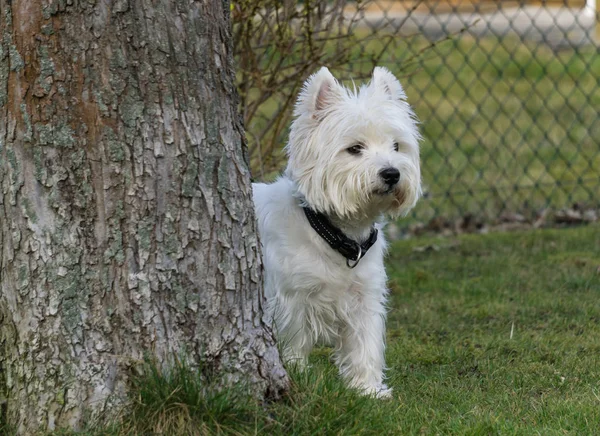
[232,0,600,230]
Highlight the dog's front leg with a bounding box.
[333,302,392,398]
[273,304,315,368]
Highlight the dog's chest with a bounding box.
[269,235,379,301]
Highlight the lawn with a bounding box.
[382,223,600,434]
[47,224,600,435]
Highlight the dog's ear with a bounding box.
[295,67,343,120]
[371,67,407,101]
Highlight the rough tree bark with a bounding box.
[0,0,288,432]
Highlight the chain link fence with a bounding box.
[233,1,600,231]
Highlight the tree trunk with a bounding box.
[0,0,288,432]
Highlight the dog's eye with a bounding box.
[347,144,364,155]
[393,142,399,152]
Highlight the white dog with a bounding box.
[253,67,421,397]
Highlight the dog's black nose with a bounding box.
[379,167,400,186]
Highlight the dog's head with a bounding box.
[285,67,422,220]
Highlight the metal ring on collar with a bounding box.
[346,245,362,269]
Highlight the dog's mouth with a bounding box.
[373,186,407,209]
[374,186,396,196]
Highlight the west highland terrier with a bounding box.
[253,66,422,397]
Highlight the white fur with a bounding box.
[253,67,422,398]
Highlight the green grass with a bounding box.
[50,225,600,435]
[383,223,600,434]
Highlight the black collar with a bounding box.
[303,207,378,268]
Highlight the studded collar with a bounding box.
[302,207,378,268]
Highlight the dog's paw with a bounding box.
[374,384,393,399]
[359,383,393,399]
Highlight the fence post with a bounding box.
[586,0,600,42]
[597,0,600,42]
